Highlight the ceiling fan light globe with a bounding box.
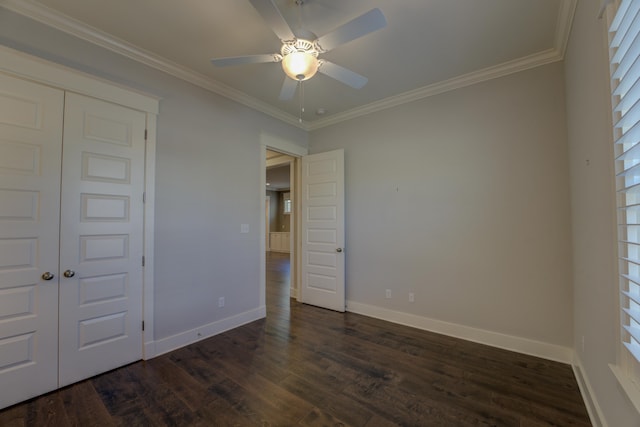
[282,51,318,81]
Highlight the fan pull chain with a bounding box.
[298,79,304,123]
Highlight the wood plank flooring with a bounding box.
[0,251,591,426]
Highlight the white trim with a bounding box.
[610,363,640,416]
[261,132,308,157]
[151,306,266,358]
[265,196,271,252]
[346,301,573,363]
[555,0,578,57]
[142,113,156,360]
[1,0,577,131]
[572,356,608,427]
[306,49,562,130]
[288,161,296,296]
[260,146,267,310]
[0,45,159,114]
[290,286,299,299]
[294,158,303,303]
[599,0,614,19]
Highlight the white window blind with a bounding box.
[610,0,640,365]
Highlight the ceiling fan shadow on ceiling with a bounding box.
[210,0,387,102]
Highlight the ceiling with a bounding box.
[266,150,291,191]
[266,165,290,191]
[2,0,576,130]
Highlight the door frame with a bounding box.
[260,136,307,310]
[265,196,271,251]
[0,45,159,359]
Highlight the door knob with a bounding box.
[63,270,75,278]
[41,272,54,281]
[336,248,343,253]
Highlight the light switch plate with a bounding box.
[240,224,249,233]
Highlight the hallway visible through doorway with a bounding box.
[266,149,295,302]
[266,251,291,316]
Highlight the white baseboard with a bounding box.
[147,306,266,358]
[346,301,573,364]
[573,356,607,427]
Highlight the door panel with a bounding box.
[58,93,145,386]
[0,73,63,408]
[301,149,345,312]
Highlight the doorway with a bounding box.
[265,150,296,304]
[260,144,345,313]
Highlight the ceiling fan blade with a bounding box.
[249,0,296,41]
[315,8,387,52]
[279,77,298,101]
[318,61,368,89]
[211,54,280,67]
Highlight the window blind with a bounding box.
[611,0,640,364]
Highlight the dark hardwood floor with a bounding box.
[0,251,591,426]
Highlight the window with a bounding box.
[608,0,640,402]
[283,192,292,214]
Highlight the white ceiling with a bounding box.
[2,0,576,129]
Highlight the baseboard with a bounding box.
[573,356,607,427]
[148,306,267,358]
[346,301,573,364]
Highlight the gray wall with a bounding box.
[564,0,639,424]
[0,10,307,340]
[309,62,574,347]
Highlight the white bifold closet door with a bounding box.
[0,73,64,408]
[0,74,145,408]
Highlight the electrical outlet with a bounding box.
[409,292,415,303]
[218,297,225,308]
[385,289,391,299]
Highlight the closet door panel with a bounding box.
[0,73,63,409]
[58,93,145,387]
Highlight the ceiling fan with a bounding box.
[211,0,387,101]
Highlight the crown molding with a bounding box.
[555,0,578,57]
[306,48,562,130]
[0,0,303,128]
[1,0,577,132]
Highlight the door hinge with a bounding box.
[143,192,146,203]
[144,129,148,140]
[142,255,145,267]
[142,321,145,331]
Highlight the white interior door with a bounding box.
[0,73,63,408]
[301,149,345,312]
[58,93,146,386]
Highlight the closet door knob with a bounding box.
[336,248,343,253]
[63,270,75,278]
[41,272,54,281]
